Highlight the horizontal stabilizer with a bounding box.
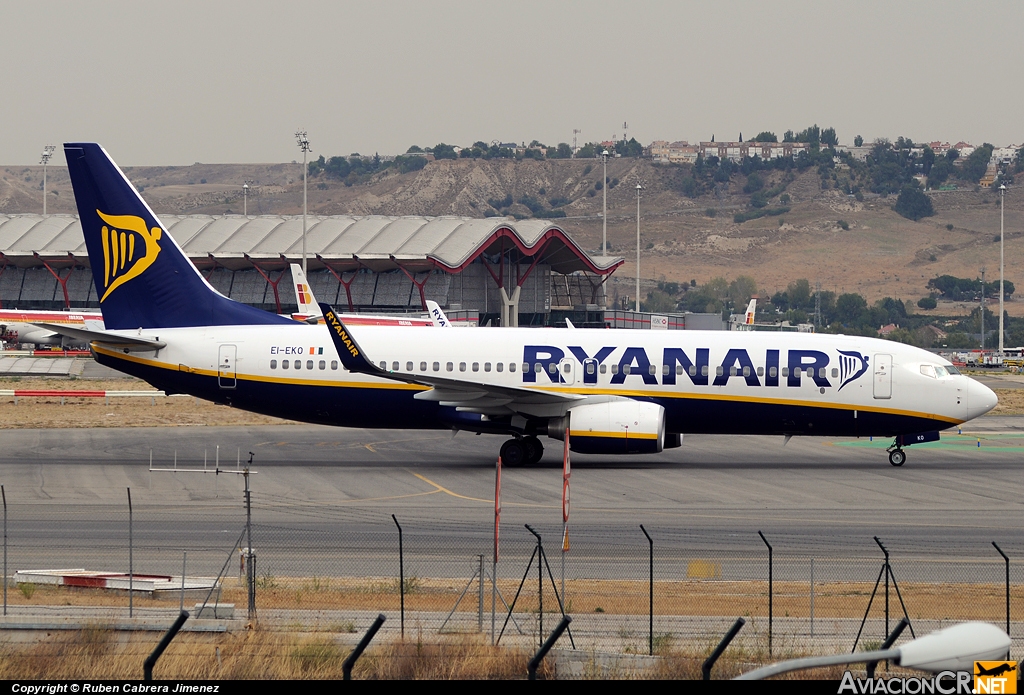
[32,323,165,350]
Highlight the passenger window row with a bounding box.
[361,361,842,381]
[270,360,338,371]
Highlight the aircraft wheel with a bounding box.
[524,436,544,465]
[500,438,528,467]
[888,449,906,467]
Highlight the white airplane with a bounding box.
[57,142,998,467]
[0,309,102,347]
[288,263,435,327]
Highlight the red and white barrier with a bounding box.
[0,389,188,404]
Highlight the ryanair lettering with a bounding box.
[96,210,163,302]
[325,311,359,357]
[522,345,866,389]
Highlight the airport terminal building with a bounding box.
[0,214,623,327]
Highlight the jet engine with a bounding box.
[548,400,666,454]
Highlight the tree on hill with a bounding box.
[753,132,778,143]
[854,135,864,147]
[615,138,644,157]
[820,127,838,147]
[431,143,457,160]
[893,185,934,221]
[547,143,573,159]
[957,143,994,183]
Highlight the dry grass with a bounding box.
[991,388,1024,415]
[15,576,1020,622]
[0,377,291,428]
[0,628,545,680]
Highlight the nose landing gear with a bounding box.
[887,447,906,467]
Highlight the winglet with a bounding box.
[320,302,379,375]
[425,300,452,328]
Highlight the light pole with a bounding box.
[601,150,609,256]
[295,130,311,274]
[999,184,1006,353]
[40,145,54,215]
[635,182,642,312]
[242,182,250,217]
[980,267,986,350]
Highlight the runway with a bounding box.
[0,417,1021,562]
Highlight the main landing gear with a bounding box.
[500,436,544,466]
[887,445,906,467]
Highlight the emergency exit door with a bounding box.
[218,344,237,389]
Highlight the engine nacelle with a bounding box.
[549,400,666,455]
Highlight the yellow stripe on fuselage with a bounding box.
[91,344,962,424]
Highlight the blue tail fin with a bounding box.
[64,143,289,329]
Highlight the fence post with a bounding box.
[640,524,653,656]
[810,558,814,639]
[128,487,133,618]
[478,554,484,633]
[342,614,386,680]
[244,468,255,621]
[527,615,572,680]
[392,514,404,639]
[993,542,1010,658]
[526,524,543,647]
[758,531,772,656]
[874,536,889,640]
[2,485,6,617]
[143,610,189,681]
[702,617,746,680]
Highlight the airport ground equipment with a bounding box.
[853,537,915,653]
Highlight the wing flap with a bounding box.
[319,302,581,412]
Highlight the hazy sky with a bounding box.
[5,0,1022,166]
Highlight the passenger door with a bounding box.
[873,353,892,399]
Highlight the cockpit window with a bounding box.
[934,365,949,378]
[946,365,961,375]
[920,365,936,378]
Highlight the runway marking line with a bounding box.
[409,471,493,504]
[407,470,555,509]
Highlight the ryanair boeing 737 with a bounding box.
[60,143,997,467]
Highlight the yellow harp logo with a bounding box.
[97,210,163,302]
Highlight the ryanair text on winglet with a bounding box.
[326,311,360,357]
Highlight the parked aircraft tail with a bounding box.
[63,143,288,330]
[290,263,323,320]
[744,298,757,325]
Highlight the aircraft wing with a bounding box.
[32,323,166,351]
[320,303,582,416]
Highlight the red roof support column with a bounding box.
[247,259,286,315]
[585,272,613,305]
[35,254,74,310]
[515,239,551,288]
[318,256,358,313]
[390,256,431,311]
[481,238,505,290]
[204,254,220,282]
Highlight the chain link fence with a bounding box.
[0,488,1020,663]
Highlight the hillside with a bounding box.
[2,158,1020,315]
